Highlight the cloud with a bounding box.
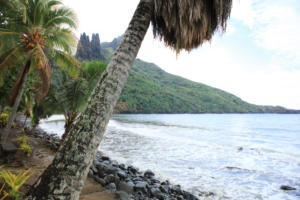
[232,0,300,67]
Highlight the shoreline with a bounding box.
[18,116,201,200]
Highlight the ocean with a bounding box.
[39,114,300,200]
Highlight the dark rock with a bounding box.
[107,183,117,192]
[117,170,127,180]
[160,185,169,193]
[1,142,18,153]
[134,181,148,193]
[119,181,134,194]
[116,191,131,200]
[151,188,166,199]
[101,156,110,161]
[280,185,296,191]
[144,170,155,178]
[119,163,126,170]
[94,176,106,186]
[90,164,98,174]
[104,174,119,185]
[88,169,94,177]
[97,164,118,177]
[128,166,138,174]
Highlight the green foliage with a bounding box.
[16,136,32,156]
[0,0,79,104]
[81,60,107,94]
[16,136,28,144]
[0,168,32,199]
[0,113,8,128]
[19,144,32,156]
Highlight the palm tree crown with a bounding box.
[0,0,79,99]
[152,0,232,53]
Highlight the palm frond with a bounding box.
[152,0,232,53]
[52,49,80,78]
[30,45,51,100]
[0,46,23,87]
[0,46,22,70]
[45,28,77,54]
[61,77,88,113]
[44,7,78,29]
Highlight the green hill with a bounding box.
[99,36,298,114]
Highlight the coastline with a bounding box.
[18,116,201,200]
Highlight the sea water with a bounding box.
[39,114,300,200]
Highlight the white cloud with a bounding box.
[232,0,300,67]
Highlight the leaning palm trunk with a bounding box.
[59,113,77,147]
[1,61,31,143]
[25,1,153,199]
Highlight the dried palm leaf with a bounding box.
[152,0,232,53]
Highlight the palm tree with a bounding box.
[25,0,232,199]
[0,0,79,144]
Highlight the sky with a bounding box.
[64,0,300,109]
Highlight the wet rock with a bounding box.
[119,163,126,170]
[94,176,106,186]
[119,181,134,194]
[117,170,127,180]
[160,185,169,193]
[128,165,138,174]
[151,188,165,199]
[101,156,110,161]
[280,185,296,191]
[108,183,117,192]
[134,181,148,193]
[104,174,119,185]
[88,169,94,177]
[90,164,98,174]
[116,191,131,200]
[144,170,155,178]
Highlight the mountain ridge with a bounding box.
[80,34,299,114]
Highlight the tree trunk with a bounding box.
[23,115,28,128]
[1,60,31,143]
[25,1,153,199]
[59,113,77,147]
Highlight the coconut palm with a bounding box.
[0,0,79,143]
[25,0,232,199]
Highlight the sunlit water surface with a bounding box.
[40,114,300,200]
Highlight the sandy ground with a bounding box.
[0,128,119,200]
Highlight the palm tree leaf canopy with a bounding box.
[152,0,232,53]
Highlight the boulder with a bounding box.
[134,181,148,193]
[280,185,296,191]
[144,170,155,178]
[1,142,18,153]
[119,181,134,194]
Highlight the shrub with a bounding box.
[16,136,32,156]
[0,168,32,199]
[0,113,8,128]
[16,136,28,145]
[19,144,32,156]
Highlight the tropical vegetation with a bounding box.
[0,0,79,143]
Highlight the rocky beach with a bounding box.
[19,116,200,200]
